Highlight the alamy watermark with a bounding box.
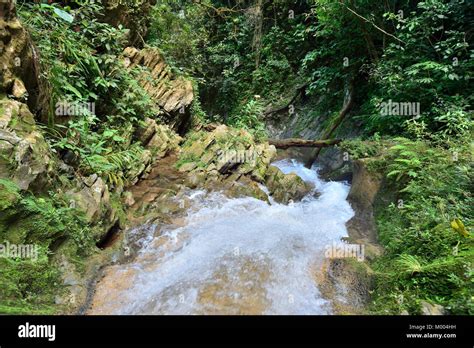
[217,149,257,166]
[380,99,420,118]
[0,241,39,261]
[55,100,96,117]
[324,242,365,262]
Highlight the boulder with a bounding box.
[177,125,276,180]
[177,125,320,204]
[264,165,313,204]
[135,117,182,157]
[0,99,51,190]
[176,125,282,201]
[420,301,445,315]
[346,159,383,244]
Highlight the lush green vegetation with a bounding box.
[149,0,472,314]
[1,1,156,313]
[375,138,472,314]
[0,178,94,313]
[19,1,155,187]
[2,0,471,314]
[343,137,473,314]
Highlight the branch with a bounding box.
[195,1,246,18]
[344,5,406,45]
[305,79,355,168]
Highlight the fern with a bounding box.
[397,254,423,275]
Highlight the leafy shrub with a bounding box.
[370,138,473,314]
[0,179,94,314]
[19,2,153,186]
[228,98,267,140]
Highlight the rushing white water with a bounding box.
[90,159,354,315]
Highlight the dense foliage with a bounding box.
[148,0,472,314]
[20,1,155,187]
[3,0,472,314]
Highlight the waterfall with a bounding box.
[89,159,354,315]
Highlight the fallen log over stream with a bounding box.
[268,138,342,149]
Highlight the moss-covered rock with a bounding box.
[135,117,182,157]
[0,178,21,211]
[176,124,279,201]
[264,165,313,204]
[0,99,52,190]
[177,125,276,179]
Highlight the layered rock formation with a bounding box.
[0,1,43,115]
[176,124,313,203]
[123,47,194,133]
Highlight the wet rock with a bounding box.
[126,153,188,220]
[346,159,383,245]
[315,258,374,314]
[224,176,269,202]
[264,165,312,204]
[184,170,206,188]
[251,144,276,182]
[318,147,352,182]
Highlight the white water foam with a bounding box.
[99,160,354,314]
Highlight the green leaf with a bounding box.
[387,170,401,178]
[53,8,74,23]
[63,83,82,99]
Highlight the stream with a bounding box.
[88,159,354,315]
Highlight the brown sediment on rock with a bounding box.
[125,152,188,222]
[196,255,272,315]
[314,158,385,314]
[312,257,373,315]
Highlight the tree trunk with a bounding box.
[252,0,264,68]
[268,138,341,149]
[305,80,355,168]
